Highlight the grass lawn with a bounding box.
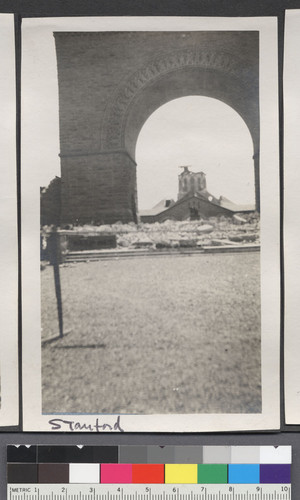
[41,252,261,414]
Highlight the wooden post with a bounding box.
[48,228,63,339]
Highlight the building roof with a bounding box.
[219,196,255,212]
[139,191,234,218]
[139,199,175,216]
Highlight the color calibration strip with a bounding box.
[7,446,291,485]
[7,462,291,484]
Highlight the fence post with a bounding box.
[47,227,64,339]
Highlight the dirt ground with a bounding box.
[41,252,261,415]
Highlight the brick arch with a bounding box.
[124,67,258,161]
[54,31,259,224]
[100,48,259,212]
[100,47,258,156]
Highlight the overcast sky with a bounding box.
[22,19,255,211]
[136,96,254,209]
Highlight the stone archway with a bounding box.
[54,31,259,224]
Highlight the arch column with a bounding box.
[60,151,137,225]
[253,150,260,213]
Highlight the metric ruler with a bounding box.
[7,484,291,500]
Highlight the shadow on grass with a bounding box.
[41,330,72,347]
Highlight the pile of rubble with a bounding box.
[118,214,259,249]
[53,213,260,250]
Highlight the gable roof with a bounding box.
[140,192,234,218]
[139,199,175,216]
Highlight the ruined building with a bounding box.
[178,166,206,199]
[139,167,254,223]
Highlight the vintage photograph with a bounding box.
[41,29,261,415]
[22,17,280,432]
[284,9,300,425]
[0,13,19,427]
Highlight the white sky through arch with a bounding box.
[136,96,255,211]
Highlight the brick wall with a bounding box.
[60,152,137,225]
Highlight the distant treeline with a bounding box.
[40,176,61,226]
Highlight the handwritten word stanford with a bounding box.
[48,415,124,432]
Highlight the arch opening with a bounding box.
[135,96,255,214]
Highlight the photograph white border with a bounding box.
[22,16,280,432]
[0,13,19,427]
[284,9,300,425]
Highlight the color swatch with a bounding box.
[7,446,291,485]
[132,464,164,484]
[165,464,198,484]
[197,465,227,484]
[228,464,260,484]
